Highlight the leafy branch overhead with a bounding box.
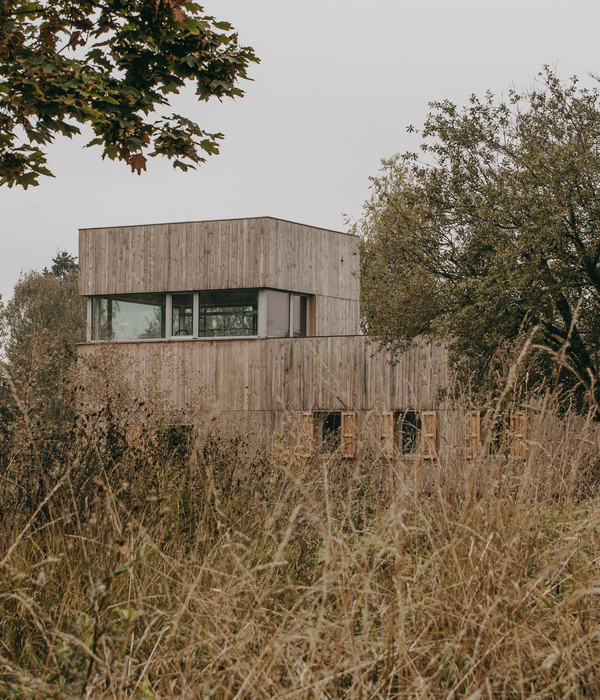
[0,0,259,187]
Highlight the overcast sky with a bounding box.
[1,0,600,302]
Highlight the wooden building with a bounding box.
[77,216,458,458]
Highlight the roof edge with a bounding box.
[79,215,355,238]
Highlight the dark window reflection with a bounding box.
[198,289,258,337]
[395,411,421,454]
[292,295,307,337]
[322,412,342,449]
[172,293,194,336]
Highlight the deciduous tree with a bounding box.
[0,252,86,429]
[357,69,600,410]
[0,0,258,187]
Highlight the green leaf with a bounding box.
[185,19,201,35]
[104,144,118,160]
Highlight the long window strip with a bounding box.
[90,290,313,341]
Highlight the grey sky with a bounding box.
[1,0,599,302]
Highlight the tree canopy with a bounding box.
[0,0,258,187]
[0,252,85,428]
[357,69,600,410]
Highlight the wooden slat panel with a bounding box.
[381,411,395,459]
[341,411,356,458]
[465,410,482,459]
[77,336,451,426]
[421,411,437,459]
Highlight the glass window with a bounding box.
[266,290,290,338]
[396,411,421,455]
[91,294,166,341]
[292,294,307,337]
[198,289,258,337]
[172,293,194,336]
[91,296,110,340]
[89,288,311,341]
[321,412,342,449]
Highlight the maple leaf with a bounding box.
[128,153,147,175]
[156,0,187,24]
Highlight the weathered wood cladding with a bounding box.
[77,216,450,454]
[316,297,360,336]
[77,336,449,421]
[78,217,359,300]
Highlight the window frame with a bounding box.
[395,410,422,457]
[87,288,313,342]
[380,410,437,459]
[297,410,356,457]
[264,289,311,339]
[197,289,259,339]
[168,292,194,338]
[321,411,342,450]
[90,293,168,342]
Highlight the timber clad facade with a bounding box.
[77,216,525,459]
[79,217,360,337]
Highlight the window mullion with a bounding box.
[193,292,199,338]
[166,293,172,338]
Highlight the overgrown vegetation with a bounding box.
[0,252,85,466]
[5,63,600,688]
[1,382,600,697]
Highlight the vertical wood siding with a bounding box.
[78,336,450,422]
[78,217,359,301]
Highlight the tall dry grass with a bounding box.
[1,396,600,698]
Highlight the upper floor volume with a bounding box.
[78,216,360,342]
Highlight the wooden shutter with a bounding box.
[421,411,437,459]
[465,411,481,459]
[341,411,357,458]
[510,411,527,459]
[381,411,395,458]
[298,412,316,457]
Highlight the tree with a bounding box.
[0,252,86,429]
[48,250,77,279]
[0,0,258,187]
[357,69,600,410]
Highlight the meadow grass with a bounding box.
[1,406,600,698]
